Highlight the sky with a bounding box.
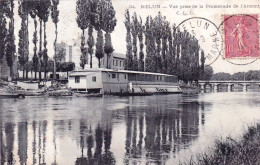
[12,0,260,74]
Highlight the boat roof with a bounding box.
[113,52,125,59]
[69,68,177,77]
[69,71,97,76]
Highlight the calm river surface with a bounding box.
[1,92,260,165]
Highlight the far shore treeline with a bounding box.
[0,0,209,83]
[211,70,260,81]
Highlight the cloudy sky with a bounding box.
[12,0,260,73]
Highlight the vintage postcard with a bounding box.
[1,0,260,164]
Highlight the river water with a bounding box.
[1,92,260,165]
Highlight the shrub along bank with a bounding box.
[183,124,260,165]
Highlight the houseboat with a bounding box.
[68,69,182,95]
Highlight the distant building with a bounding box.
[61,33,126,69]
[101,52,125,70]
[56,42,73,63]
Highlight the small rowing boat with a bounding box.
[0,93,25,99]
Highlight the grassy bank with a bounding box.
[183,124,260,165]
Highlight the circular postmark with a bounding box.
[218,14,260,65]
[176,17,223,66]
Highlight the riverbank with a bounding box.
[184,124,260,165]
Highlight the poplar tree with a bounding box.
[131,12,138,71]
[175,28,181,78]
[36,1,45,81]
[18,2,28,79]
[30,2,38,79]
[144,16,156,72]
[6,0,16,79]
[51,0,59,79]
[103,0,117,69]
[76,0,89,69]
[170,24,177,75]
[124,9,132,70]
[92,0,105,68]
[154,12,163,73]
[161,21,169,73]
[95,28,104,68]
[0,1,8,63]
[87,25,94,68]
[166,24,174,75]
[137,17,144,71]
[42,0,51,80]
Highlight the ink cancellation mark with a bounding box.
[219,14,260,65]
[176,17,222,66]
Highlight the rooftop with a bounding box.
[69,68,177,77]
[112,52,125,59]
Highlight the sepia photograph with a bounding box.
[0,0,260,164]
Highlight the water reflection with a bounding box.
[5,122,15,164]
[1,93,259,164]
[123,97,201,164]
[75,122,115,165]
[18,122,28,165]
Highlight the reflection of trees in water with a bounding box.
[179,103,200,146]
[42,120,47,164]
[0,117,4,165]
[5,123,15,165]
[36,120,48,165]
[32,121,37,165]
[201,102,205,125]
[125,107,132,164]
[124,101,203,164]
[18,122,28,164]
[75,121,115,165]
[52,122,57,165]
[38,121,42,165]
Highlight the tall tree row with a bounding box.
[76,0,117,69]
[125,11,204,83]
[16,0,58,81]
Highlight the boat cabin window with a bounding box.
[75,76,80,83]
[124,72,178,82]
[128,74,136,81]
[112,73,116,79]
[92,76,96,82]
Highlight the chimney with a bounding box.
[69,46,72,62]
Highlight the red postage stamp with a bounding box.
[223,14,259,59]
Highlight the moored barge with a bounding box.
[68,69,182,95]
